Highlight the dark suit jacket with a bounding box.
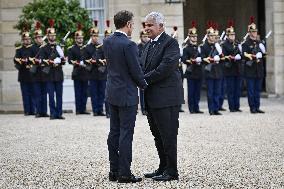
[141,32,184,108]
[103,32,147,107]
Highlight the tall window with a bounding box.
[80,0,106,37]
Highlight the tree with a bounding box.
[14,0,92,47]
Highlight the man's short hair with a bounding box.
[145,12,165,27]
[114,10,134,29]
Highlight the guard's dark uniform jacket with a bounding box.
[31,43,51,82]
[137,42,146,57]
[38,43,64,81]
[14,45,33,82]
[242,38,264,78]
[200,41,223,79]
[68,44,89,81]
[222,39,241,77]
[84,43,107,80]
[182,43,203,79]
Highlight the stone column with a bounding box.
[0,0,31,112]
[273,0,284,95]
[266,0,284,96]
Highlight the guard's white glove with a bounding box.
[215,43,222,55]
[213,55,220,62]
[195,57,202,63]
[234,54,241,60]
[238,44,242,53]
[54,57,61,64]
[256,52,263,59]
[79,61,84,65]
[259,43,266,54]
[56,45,64,58]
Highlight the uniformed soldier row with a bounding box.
[14,16,266,118]
[14,19,113,119]
[181,16,266,115]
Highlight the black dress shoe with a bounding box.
[81,111,90,115]
[35,113,41,118]
[214,111,222,115]
[109,171,118,181]
[98,112,106,116]
[256,109,265,113]
[50,116,56,120]
[152,173,178,181]
[250,109,257,114]
[144,169,164,178]
[117,174,142,183]
[236,109,242,112]
[230,109,237,112]
[57,116,65,120]
[195,110,204,114]
[219,107,226,111]
[179,109,185,112]
[41,113,50,117]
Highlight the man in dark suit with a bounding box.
[142,12,184,181]
[103,10,147,183]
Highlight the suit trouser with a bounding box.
[187,78,202,112]
[139,89,145,112]
[47,81,63,118]
[74,80,88,113]
[20,82,35,114]
[89,79,106,113]
[33,81,48,115]
[107,104,137,176]
[206,79,221,113]
[146,105,179,176]
[246,77,262,111]
[225,76,241,111]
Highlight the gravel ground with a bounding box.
[0,97,284,189]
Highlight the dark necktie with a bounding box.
[146,41,157,68]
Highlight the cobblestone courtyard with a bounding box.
[0,97,284,188]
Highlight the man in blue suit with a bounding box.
[103,10,147,183]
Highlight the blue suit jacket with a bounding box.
[103,32,147,107]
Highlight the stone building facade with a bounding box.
[0,0,283,112]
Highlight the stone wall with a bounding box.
[107,0,184,45]
[0,0,32,112]
[265,0,284,95]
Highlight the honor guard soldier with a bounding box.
[68,23,90,115]
[200,21,223,115]
[137,22,149,115]
[101,20,113,117]
[242,16,265,113]
[14,26,35,116]
[38,19,66,119]
[31,21,49,118]
[171,26,185,112]
[222,19,242,112]
[181,21,203,114]
[85,20,108,116]
[213,23,226,111]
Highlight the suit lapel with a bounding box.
[145,32,167,71]
[142,42,150,70]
